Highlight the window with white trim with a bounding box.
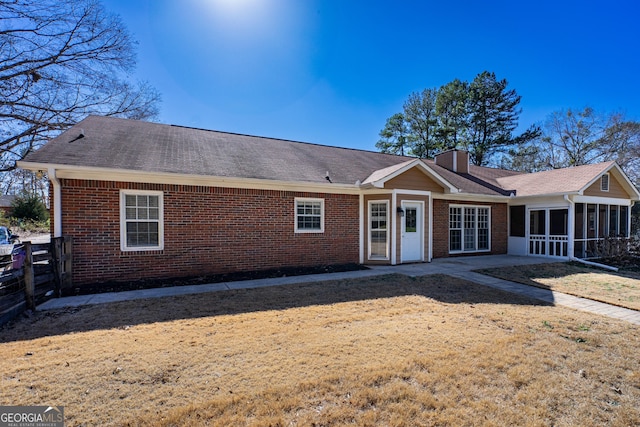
[295,198,324,233]
[449,205,490,253]
[120,190,164,251]
[369,201,389,259]
[601,173,609,192]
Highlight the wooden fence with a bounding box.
[0,236,72,326]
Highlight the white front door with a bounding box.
[401,202,423,262]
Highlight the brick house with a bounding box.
[18,116,640,286]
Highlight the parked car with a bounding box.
[0,226,20,266]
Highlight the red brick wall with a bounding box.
[60,180,359,285]
[432,199,507,258]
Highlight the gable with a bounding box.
[583,171,633,199]
[384,167,446,192]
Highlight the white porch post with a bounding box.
[629,202,634,238]
[359,193,364,264]
[565,195,575,259]
[391,190,397,265]
[428,194,433,262]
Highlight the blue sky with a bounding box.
[107,0,640,151]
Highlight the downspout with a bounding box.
[571,257,619,272]
[48,168,62,237]
[565,194,619,272]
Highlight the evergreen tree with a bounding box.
[402,89,438,158]
[465,71,522,166]
[435,79,468,151]
[375,113,410,156]
[376,71,535,165]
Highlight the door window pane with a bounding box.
[405,207,417,232]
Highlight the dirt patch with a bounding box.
[592,256,640,274]
[61,263,367,296]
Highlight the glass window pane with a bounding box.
[450,230,461,251]
[464,229,476,250]
[478,229,489,250]
[296,200,322,230]
[405,208,417,232]
[371,230,387,257]
[449,207,461,229]
[126,207,136,219]
[148,208,159,220]
[123,193,162,249]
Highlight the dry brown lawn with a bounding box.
[478,262,640,311]
[1,274,639,426]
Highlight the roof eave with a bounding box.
[18,162,364,195]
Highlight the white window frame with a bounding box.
[601,174,610,192]
[368,200,389,260]
[120,190,164,251]
[294,198,324,233]
[449,205,491,254]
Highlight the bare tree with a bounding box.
[0,0,160,173]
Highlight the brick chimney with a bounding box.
[434,150,469,174]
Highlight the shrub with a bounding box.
[10,194,49,222]
[595,235,640,264]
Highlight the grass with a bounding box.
[0,274,639,426]
[477,262,640,311]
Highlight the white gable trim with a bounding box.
[362,159,459,193]
[580,163,640,200]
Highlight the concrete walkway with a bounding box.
[38,255,640,326]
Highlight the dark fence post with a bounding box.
[52,236,73,293]
[62,235,73,289]
[23,241,35,311]
[52,237,62,297]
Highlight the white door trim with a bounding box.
[401,200,424,263]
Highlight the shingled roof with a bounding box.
[20,116,638,200]
[21,116,414,186]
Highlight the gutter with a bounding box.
[48,168,62,237]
